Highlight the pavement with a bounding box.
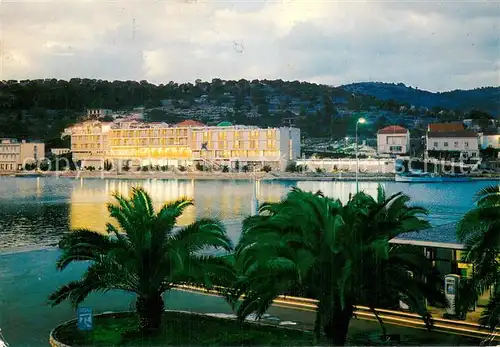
[0,248,487,346]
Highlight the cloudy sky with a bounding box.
[1,0,499,92]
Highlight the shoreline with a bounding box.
[4,171,500,182]
[8,171,397,181]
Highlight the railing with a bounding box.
[174,284,500,342]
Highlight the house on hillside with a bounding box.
[425,122,479,161]
[377,125,410,155]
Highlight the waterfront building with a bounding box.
[64,120,301,170]
[64,121,113,168]
[376,125,410,155]
[50,148,71,156]
[0,138,44,172]
[425,123,479,160]
[478,131,500,150]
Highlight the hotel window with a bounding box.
[454,141,459,148]
[203,132,209,142]
[433,142,438,147]
[267,129,274,139]
[444,142,448,147]
[465,141,469,148]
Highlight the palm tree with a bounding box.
[230,186,445,346]
[49,187,235,332]
[456,185,500,330]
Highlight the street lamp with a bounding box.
[356,117,366,193]
[345,136,349,143]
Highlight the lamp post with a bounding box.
[356,117,366,193]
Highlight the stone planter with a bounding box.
[49,311,132,347]
[49,310,308,347]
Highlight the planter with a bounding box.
[49,310,315,347]
[49,311,132,347]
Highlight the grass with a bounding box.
[54,311,485,346]
[54,311,322,346]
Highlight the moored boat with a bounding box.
[396,172,471,183]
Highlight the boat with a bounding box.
[395,172,471,183]
[14,173,42,178]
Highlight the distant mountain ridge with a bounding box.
[341,82,500,115]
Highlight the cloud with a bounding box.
[1,0,499,91]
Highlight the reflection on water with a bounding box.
[0,177,497,250]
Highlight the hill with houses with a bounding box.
[0,78,497,150]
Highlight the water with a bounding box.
[0,176,498,250]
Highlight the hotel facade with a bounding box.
[64,120,301,170]
[0,138,45,172]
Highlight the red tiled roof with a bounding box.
[175,120,205,127]
[377,125,408,134]
[427,131,477,138]
[428,123,464,132]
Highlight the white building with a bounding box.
[86,109,113,119]
[426,131,479,160]
[478,132,500,150]
[50,148,71,156]
[377,125,410,155]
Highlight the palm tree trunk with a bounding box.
[314,310,322,342]
[136,294,164,332]
[323,303,354,346]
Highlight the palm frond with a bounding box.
[171,218,233,252]
[56,229,113,270]
[474,185,500,204]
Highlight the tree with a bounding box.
[49,187,235,332]
[456,185,500,330]
[230,186,444,345]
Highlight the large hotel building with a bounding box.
[0,138,44,172]
[64,119,301,170]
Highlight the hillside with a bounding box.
[0,78,496,147]
[0,78,392,142]
[342,82,499,115]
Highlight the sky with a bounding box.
[1,0,499,92]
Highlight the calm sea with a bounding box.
[0,176,498,250]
